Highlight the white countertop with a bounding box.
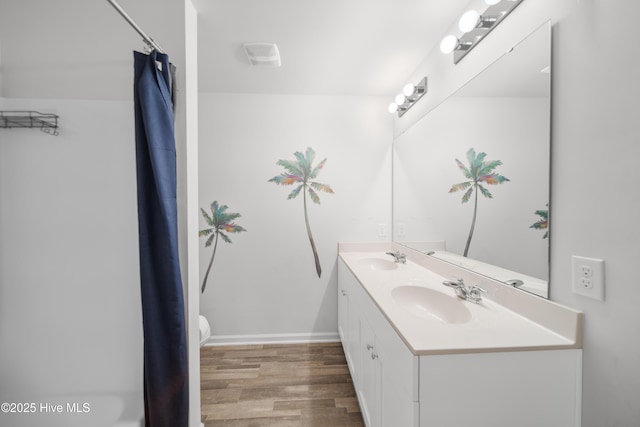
[339,243,583,356]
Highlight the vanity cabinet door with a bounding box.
[339,260,362,388]
[360,318,381,427]
[347,301,361,389]
[360,315,417,427]
[339,283,360,386]
[338,285,348,348]
[368,303,418,427]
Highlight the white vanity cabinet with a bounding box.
[337,254,583,427]
[337,284,349,359]
[419,350,582,427]
[339,259,418,427]
[338,275,361,388]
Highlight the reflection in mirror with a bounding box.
[393,22,551,298]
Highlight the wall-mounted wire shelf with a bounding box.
[0,111,59,136]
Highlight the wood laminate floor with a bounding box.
[200,342,365,426]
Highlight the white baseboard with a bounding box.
[202,331,340,346]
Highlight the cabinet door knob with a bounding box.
[371,352,378,360]
[367,344,374,350]
[341,290,347,296]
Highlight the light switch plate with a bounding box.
[572,255,605,300]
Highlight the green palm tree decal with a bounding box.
[449,148,509,257]
[530,205,548,239]
[199,201,246,293]
[269,147,334,278]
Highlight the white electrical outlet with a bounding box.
[572,255,605,300]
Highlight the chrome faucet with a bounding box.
[442,277,487,303]
[386,250,406,264]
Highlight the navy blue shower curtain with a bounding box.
[134,50,188,427]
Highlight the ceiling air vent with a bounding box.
[243,43,281,67]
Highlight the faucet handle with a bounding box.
[442,277,464,288]
[467,285,487,303]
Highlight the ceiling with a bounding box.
[192,0,471,96]
[0,0,472,100]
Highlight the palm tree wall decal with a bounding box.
[199,201,246,293]
[449,148,509,257]
[268,147,334,278]
[530,205,549,239]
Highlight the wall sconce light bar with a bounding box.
[388,77,428,117]
[442,0,524,64]
[440,35,473,54]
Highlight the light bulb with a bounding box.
[440,35,459,54]
[388,103,399,113]
[403,84,415,97]
[485,0,501,5]
[459,10,480,32]
[395,93,406,105]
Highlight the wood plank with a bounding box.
[201,342,364,426]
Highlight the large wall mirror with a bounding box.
[393,21,551,298]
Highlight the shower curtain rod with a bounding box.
[106,0,166,54]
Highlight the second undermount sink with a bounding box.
[391,285,472,324]
[358,257,398,270]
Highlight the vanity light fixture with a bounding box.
[458,10,480,32]
[388,77,427,117]
[441,0,524,64]
[458,10,499,32]
[439,35,473,55]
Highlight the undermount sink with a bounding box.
[358,257,398,270]
[391,285,472,324]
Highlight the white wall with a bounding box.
[0,1,200,425]
[198,93,392,341]
[396,0,640,425]
[551,2,640,426]
[0,0,187,101]
[0,97,143,421]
